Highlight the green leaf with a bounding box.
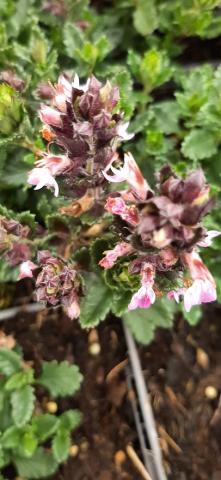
[182,305,202,325]
[123,299,176,345]
[5,368,34,391]
[9,0,31,37]
[59,409,82,431]
[16,211,36,231]
[0,397,12,431]
[181,129,218,160]
[2,425,21,449]
[79,273,113,328]
[0,348,21,375]
[19,429,38,458]
[38,361,83,397]
[0,260,19,282]
[11,385,35,427]
[0,445,9,469]
[133,0,158,36]
[14,447,58,479]
[52,428,71,463]
[32,414,59,442]
[112,291,132,317]
[63,22,83,57]
[123,309,156,345]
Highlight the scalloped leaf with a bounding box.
[11,385,35,427]
[14,447,58,479]
[52,428,71,463]
[79,273,113,328]
[123,299,176,345]
[0,348,22,376]
[181,129,218,160]
[59,409,82,431]
[37,361,83,397]
[32,414,59,442]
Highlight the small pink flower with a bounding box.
[128,284,156,310]
[57,75,73,98]
[36,154,71,176]
[103,152,149,200]
[167,288,186,303]
[117,122,134,141]
[184,279,216,312]
[128,263,156,310]
[28,167,59,196]
[183,251,215,285]
[18,261,38,280]
[181,251,217,311]
[99,242,133,269]
[63,291,80,319]
[198,230,221,247]
[39,105,62,127]
[105,196,139,226]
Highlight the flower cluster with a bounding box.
[21,72,220,318]
[20,251,80,319]
[28,74,133,200]
[0,217,31,266]
[100,158,219,312]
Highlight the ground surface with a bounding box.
[2,300,221,480]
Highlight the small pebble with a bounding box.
[197,348,209,369]
[88,329,99,344]
[46,401,58,413]
[80,440,89,452]
[69,444,79,457]
[114,450,126,467]
[204,386,218,400]
[89,342,101,356]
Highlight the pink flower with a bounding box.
[18,261,38,280]
[180,251,217,311]
[183,279,216,312]
[128,263,156,310]
[105,196,139,226]
[103,152,149,200]
[57,74,88,96]
[167,288,186,303]
[117,122,134,141]
[28,167,59,196]
[36,154,71,176]
[198,230,221,247]
[63,291,80,319]
[128,284,156,310]
[39,105,62,127]
[99,242,133,269]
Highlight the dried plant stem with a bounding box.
[106,359,128,383]
[126,444,153,480]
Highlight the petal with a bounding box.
[198,230,221,247]
[18,261,37,280]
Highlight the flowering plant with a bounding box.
[1,0,221,344]
[0,71,216,343]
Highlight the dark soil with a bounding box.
[3,309,142,480]
[140,307,221,480]
[2,301,221,479]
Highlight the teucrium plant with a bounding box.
[0,71,215,342]
[1,0,221,342]
[0,346,83,478]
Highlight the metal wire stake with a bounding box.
[123,323,167,480]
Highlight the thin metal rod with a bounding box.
[125,366,156,478]
[0,303,45,321]
[123,324,167,480]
